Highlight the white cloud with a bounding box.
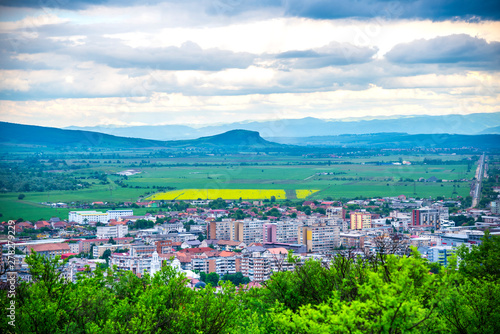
[0,3,499,128]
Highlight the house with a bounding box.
[16,222,34,231]
[216,240,246,251]
[178,247,213,255]
[52,221,67,229]
[35,221,51,230]
[200,239,219,248]
[181,240,202,249]
[172,241,183,250]
[264,247,288,256]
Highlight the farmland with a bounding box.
[0,150,480,221]
[149,189,319,201]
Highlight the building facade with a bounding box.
[350,212,372,230]
[96,225,128,239]
[299,224,340,252]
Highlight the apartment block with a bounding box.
[93,243,129,258]
[427,246,456,266]
[155,240,173,254]
[69,211,108,224]
[236,219,267,244]
[350,212,372,230]
[276,220,302,243]
[299,224,340,253]
[210,219,238,241]
[96,225,128,239]
[327,206,345,220]
[263,223,277,243]
[69,209,133,224]
[241,253,270,282]
[412,207,448,228]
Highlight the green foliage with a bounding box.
[130,219,155,230]
[220,272,250,286]
[457,230,500,281]
[2,235,500,334]
[450,214,475,226]
[209,198,227,209]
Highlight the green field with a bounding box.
[0,153,478,221]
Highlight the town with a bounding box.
[3,190,499,287]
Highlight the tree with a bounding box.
[204,272,219,287]
[456,230,500,282]
[18,193,25,200]
[108,237,116,245]
[220,272,250,286]
[100,249,112,263]
[267,208,281,217]
[314,207,326,215]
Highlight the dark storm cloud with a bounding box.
[0,0,164,10]
[282,0,500,21]
[2,0,500,20]
[386,34,500,69]
[275,42,378,68]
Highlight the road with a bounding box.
[471,153,485,208]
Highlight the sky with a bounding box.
[0,0,499,128]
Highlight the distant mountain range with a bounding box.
[1,121,499,151]
[65,112,500,140]
[271,133,500,149]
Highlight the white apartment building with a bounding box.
[237,219,266,244]
[107,209,133,220]
[69,209,133,224]
[69,211,108,224]
[275,220,302,243]
[96,225,128,239]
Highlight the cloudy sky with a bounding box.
[0,0,499,128]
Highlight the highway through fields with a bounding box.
[471,154,485,208]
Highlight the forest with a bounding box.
[1,232,499,334]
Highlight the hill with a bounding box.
[0,121,164,148]
[271,132,500,149]
[0,122,283,151]
[479,125,500,134]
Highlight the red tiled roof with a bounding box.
[266,247,288,255]
[61,253,77,259]
[219,251,235,257]
[178,247,213,254]
[29,243,70,253]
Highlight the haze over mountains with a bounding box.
[2,121,500,151]
[66,113,500,141]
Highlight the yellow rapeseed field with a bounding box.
[296,189,319,199]
[149,189,319,200]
